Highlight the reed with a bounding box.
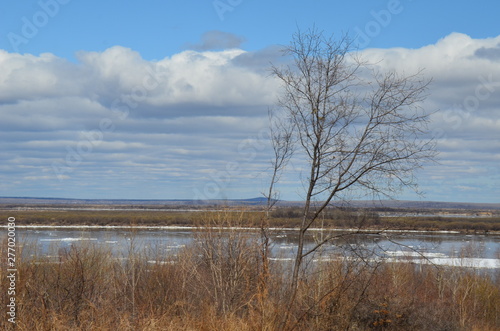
[1,217,499,330]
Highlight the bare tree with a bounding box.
[264,108,295,216]
[257,108,295,315]
[270,28,437,329]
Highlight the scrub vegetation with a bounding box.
[1,210,499,330]
[1,207,499,232]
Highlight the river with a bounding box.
[5,226,500,269]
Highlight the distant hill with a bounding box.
[0,196,499,210]
[277,200,500,210]
[328,200,500,210]
[0,196,270,207]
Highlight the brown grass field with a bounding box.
[1,206,500,231]
[1,209,499,330]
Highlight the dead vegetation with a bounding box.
[1,211,499,330]
[1,207,499,232]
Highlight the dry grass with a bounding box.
[2,207,499,232]
[1,211,499,330]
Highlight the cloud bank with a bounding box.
[0,32,499,202]
[360,33,500,202]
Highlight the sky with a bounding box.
[0,0,499,203]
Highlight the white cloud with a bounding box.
[0,45,277,199]
[355,33,500,202]
[0,33,499,202]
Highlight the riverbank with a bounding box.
[1,228,499,330]
[2,209,499,330]
[1,208,500,233]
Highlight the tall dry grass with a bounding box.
[1,212,499,330]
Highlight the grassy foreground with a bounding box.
[1,211,500,330]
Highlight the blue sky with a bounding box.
[1,0,500,203]
[2,0,500,59]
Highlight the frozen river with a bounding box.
[5,226,500,269]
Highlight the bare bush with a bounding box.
[183,210,263,316]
